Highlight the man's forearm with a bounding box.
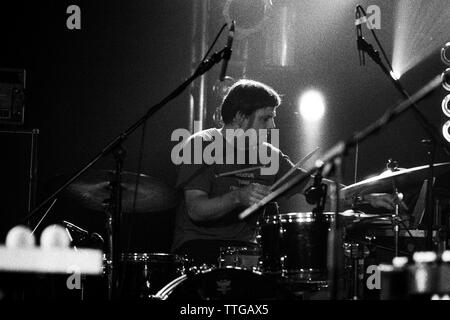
[187,190,241,222]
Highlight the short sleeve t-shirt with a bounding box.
[171,127,307,251]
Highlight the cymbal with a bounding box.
[338,210,387,219]
[63,170,178,213]
[339,210,395,230]
[342,162,450,199]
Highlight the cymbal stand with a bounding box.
[392,191,401,257]
[356,15,449,249]
[344,241,370,300]
[103,145,126,300]
[238,73,442,298]
[21,45,230,300]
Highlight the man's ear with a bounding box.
[233,111,246,126]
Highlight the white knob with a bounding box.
[40,225,71,249]
[6,225,35,248]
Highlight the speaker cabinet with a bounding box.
[0,129,38,241]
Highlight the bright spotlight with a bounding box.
[442,42,450,66]
[442,68,450,91]
[298,90,325,122]
[443,120,450,143]
[442,94,450,117]
[390,70,400,81]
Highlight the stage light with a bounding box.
[298,90,325,122]
[442,68,450,91]
[390,71,400,81]
[442,42,450,66]
[442,120,450,143]
[442,94,450,117]
[392,1,450,77]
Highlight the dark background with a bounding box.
[0,0,449,251]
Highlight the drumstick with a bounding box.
[270,147,319,191]
[239,142,346,220]
[215,165,266,178]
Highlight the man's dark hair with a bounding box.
[220,79,281,124]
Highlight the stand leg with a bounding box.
[394,203,399,257]
[106,210,114,300]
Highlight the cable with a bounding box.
[195,23,228,74]
[357,5,394,73]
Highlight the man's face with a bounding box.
[235,106,276,147]
[241,107,277,131]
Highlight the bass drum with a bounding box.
[154,267,293,300]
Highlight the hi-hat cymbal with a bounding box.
[342,162,450,199]
[62,170,178,213]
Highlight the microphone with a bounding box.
[355,7,365,66]
[62,220,104,249]
[219,20,235,81]
[304,170,327,205]
[62,220,89,242]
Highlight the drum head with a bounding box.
[156,267,293,300]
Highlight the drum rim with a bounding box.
[263,212,335,224]
[152,273,188,300]
[219,245,262,254]
[121,252,183,262]
[153,266,268,300]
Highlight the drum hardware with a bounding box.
[119,253,185,299]
[218,246,262,271]
[343,241,370,300]
[379,250,450,300]
[355,21,450,250]
[341,163,450,201]
[20,26,232,300]
[152,267,294,300]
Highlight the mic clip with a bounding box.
[304,169,328,213]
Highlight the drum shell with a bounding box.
[154,267,293,300]
[259,212,333,281]
[218,246,262,271]
[119,253,185,299]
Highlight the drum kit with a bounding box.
[49,161,450,300]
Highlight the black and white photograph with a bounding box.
[1,0,450,309]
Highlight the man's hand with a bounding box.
[236,183,271,207]
[362,193,408,211]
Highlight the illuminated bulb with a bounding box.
[442,68,450,91]
[390,70,400,81]
[442,94,450,117]
[413,251,437,263]
[442,42,450,66]
[40,225,71,249]
[298,90,325,122]
[392,256,408,268]
[441,250,450,262]
[6,225,35,248]
[443,121,450,143]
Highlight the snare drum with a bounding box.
[153,267,293,300]
[119,253,185,299]
[259,212,333,282]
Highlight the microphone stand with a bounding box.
[304,163,343,300]
[22,46,231,300]
[358,37,448,251]
[239,73,443,299]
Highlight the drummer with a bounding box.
[171,79,397,265]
